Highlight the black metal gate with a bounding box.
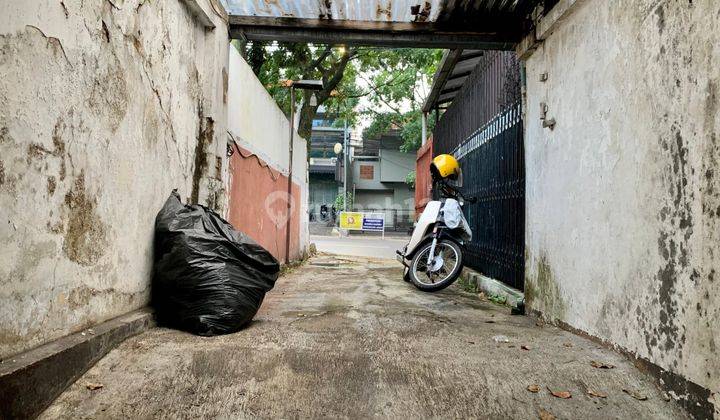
[433,51,525,290]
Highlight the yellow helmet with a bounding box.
[431,154,462,186]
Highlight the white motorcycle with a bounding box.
[397,183,476,292]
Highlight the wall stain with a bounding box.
[86,50,129,133]
[655,4,665,34]
[142,101,160,148]
[5,240,57,286]
[222,67,228,105]
[0,126,9,143]
[524,253,566,321]
[191,108,214,204]
[47,176,57,195]
[62,171,108,265]
[653,126,695,358]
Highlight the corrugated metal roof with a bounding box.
[422,49,485,113]
[226,0,541,49]
[221,0,443,23]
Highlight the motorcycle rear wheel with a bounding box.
[409,239,463,292]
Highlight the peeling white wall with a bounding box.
[227,45,310,256]
[523,0,719,409]
[0,0,229,358]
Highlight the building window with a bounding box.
[360,165,374,180]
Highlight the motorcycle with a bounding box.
[397,180,476,292]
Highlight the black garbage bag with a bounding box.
[152,191,279,335]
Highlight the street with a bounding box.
[311,234,408,260]
[42,254,685,419]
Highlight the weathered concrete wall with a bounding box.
[522,0,719,412]
[0,0,229,358]
[226,45,309,260]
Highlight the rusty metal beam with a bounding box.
[228,16,519,50]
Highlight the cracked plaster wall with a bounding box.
[0,0,229,358]
[523,0,719,412]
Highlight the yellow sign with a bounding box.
[339,212,363,230]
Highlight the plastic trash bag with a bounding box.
[152,191,279,336]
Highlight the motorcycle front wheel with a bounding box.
[409,239,463,292]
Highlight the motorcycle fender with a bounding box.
[404,233,434,260]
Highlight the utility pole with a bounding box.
[343,110,348,212]
[285,85,295,265]
[283,79,323,264]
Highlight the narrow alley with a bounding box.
[2,0,719,418]
[42,254,684,419]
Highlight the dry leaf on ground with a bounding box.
[521,345,531,350]
[527,384,540,393]
[539,408,556,420]
[548,387,572,399]
[587,389,608,398]
[623,389,648,401]
[590,360,615,369]
[86,382,104,391]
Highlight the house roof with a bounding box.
[224,0,540,49]
[422,48,485,113]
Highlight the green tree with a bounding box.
[234,41,441,151]
[334,191,353,211]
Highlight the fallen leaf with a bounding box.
[539,408,556,420]
[590,360,615,369]
[521,345,531,351]
[548,387,572,399]
[623,389,648,401]
[587,389,608,398]
[527,384,540,393]
[86,382,104,391]
[563,342,573,348]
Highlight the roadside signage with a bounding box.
[362,213,385,231]
[339,211,386,238]
[339,212,363,230]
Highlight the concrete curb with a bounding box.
[0,308,155,419]
[461,268,524,309]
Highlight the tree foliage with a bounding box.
[234,41,441,152]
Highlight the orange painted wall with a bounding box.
[227,144,302,262]
[415,137,434,217]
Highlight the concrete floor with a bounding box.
[311,235,408,259]
[42,254,686,419]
